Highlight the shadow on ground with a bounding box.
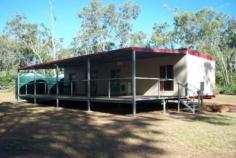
[0,101,166,158]
[33,100,179,115]
[168,110,236,126]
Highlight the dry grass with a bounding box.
[205,94,236,105]
[0,91,15,102]
[0,92,236,158]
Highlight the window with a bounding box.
[160,65,174,91]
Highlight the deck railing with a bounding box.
[18,77,203,114]
[18,77,176,98]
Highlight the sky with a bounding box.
[0,0,236,48]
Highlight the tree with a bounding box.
[130,31,147,47]
[72,0,142,55]
[149,8,236,87]
[73,0,116,54]
[150,22,174,48]
[57,48,73,59]
[5,14,52,65]
[49,0,57,60]
[116,1,140,47]
[0,35,20,88]
[173,8,236,86]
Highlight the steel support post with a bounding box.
[200,90,204,109]
[44,82,46,94]
[70,81,73,96]
[177,83,180,112]
[87,58,91,112]
[162,99,166,113]
[26,84,28,95]
[34,70,36,104]
[56,65,59,107]
[108,79,111,98]
[132,49,136,117]
[17,70,20,102]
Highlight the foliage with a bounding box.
[116,1,141,47]
[5,14,53,65]
[71,0,143,55]
[0,14,60,88]
[173,8,236,87]
[0,69,16,89]
[57,49,73,59]
[130,31,147,47]
[150,22,174,48]
[150,8,236,91]
[217,73,236,94]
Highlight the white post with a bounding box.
[132,49,136,117]
[56,65,59,107]
[87,58,91,112]
[162,99,166,113]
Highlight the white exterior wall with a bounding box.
[186,54,215,96]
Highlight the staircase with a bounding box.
[177,82,203,114]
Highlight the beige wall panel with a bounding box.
[64,54,188,96]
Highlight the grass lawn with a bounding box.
[0,92,236,158]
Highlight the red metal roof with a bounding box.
[18,47,216,70]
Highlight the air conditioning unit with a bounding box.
[120,82,131,95]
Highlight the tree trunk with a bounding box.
[219,51,230,86]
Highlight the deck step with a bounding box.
[180,99,195,113]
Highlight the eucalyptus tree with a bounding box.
[173,8,236,85]
[150,22,174,48]
[130,31,147,47]
[0,34,20,87]
[5,14,52,65]
[74,0,116,54]
[72,0,141,54]
[116,1,140,47]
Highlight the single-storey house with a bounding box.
[17,47,216,116]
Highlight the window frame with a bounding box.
[160,65,174,91]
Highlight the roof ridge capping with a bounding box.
[186,48,216,61]
[126,47,215,61]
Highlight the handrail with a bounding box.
[177,82,198,96]
[187,83,200,91]
[19,76,175,85]
[136,77,159,80]
[177,80,204,113]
